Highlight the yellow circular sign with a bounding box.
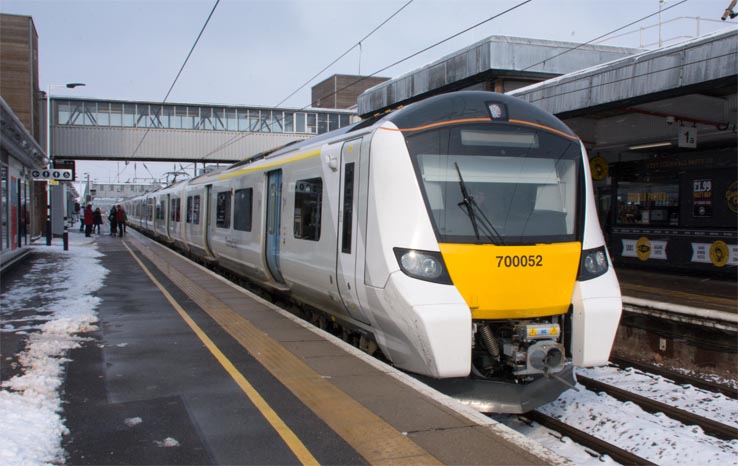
[726,181,738,214]
[636,237,651,261]
[709,240,730,267]
[590,156,609,181]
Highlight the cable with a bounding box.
[274,0,415,108]
[349,0,533,94]
[197,1,415,164]
[130,0,221,160]
[197,0,535,161]
[520,0,689,71]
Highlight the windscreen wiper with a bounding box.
[454,163,504,245]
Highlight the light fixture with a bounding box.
[628,142,672,150]
[46,81,86,246]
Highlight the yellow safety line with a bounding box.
[122,241,319,466]
[125,234,442,465]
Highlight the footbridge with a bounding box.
[49,98,356,164]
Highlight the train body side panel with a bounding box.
[278,145,347,315]
[208,173,271,284]
[362,123,471,377]
[571,142,622,366]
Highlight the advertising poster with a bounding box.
[692,179,712,217]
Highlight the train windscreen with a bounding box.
[406,123,582,245]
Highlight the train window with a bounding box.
[186,195,201,224]
[171,197,181,222]
[216,191,231,228]
[407,125,581,244]
[294,178,322,241]
[157,200,165,220]
[192,195,200,224]
[341,163,355,253]
[234,189,253,232]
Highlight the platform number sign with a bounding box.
[31,169,73,181]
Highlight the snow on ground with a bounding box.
[538,384,738,464]
[493,413,622,466]
[579,365,738,428]
[496,365,738,465]
[0,236,107,466]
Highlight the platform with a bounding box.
[5,227,734,465]
[39,229,560,465]
[615,266,737,316]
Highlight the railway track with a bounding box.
[509,365,737,464]
[522,410,656,465]
[576,374,738,441]
[610,355,738,400]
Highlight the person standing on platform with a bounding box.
[83,204,94,237]
[93,207,103,234]
[108,205,118,236]
[115,204,127,237]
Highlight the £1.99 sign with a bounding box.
[31,169,73,181]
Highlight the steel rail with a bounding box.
[577,374,738,441]
[610,356,738,400]
[523,410,656,465]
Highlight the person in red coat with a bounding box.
[115,204,127,237]
[83,204,94,237]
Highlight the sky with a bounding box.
[1,232,736,465]
[1,0,736,186]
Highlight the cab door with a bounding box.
[265,169,285,284]
[336,139,370,324]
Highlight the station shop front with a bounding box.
[598,147,737,276]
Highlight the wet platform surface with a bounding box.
[46,229,556,465]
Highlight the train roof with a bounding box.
[176,91,578,185]
[382,91,576,138]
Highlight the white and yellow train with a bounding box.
[125,91,622,413]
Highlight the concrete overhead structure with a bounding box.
[357,35,640,117]
[358,30,737,274]
[509,28,738,154]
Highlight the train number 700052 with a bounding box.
[496,255,543,268]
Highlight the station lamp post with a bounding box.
[46,82,85,246]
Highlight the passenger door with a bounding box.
[336,139,369,324]
[203,185,215,258]
[265,169,285,283]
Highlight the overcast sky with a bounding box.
[1,0,736,186]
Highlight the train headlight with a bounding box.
[393,248,453,284]
[578,246,609,281]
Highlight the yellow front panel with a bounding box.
[439,242,581,320]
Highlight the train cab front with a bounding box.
[392,91,621,413]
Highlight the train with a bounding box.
[124,91,622,413]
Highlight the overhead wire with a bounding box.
[197,0,535,162]
[197,0,420,162]
[192,0,695,166]
[520,0,689,71]
[195,0,417,162]
[128,0,221,166]
[274,0,415,108]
